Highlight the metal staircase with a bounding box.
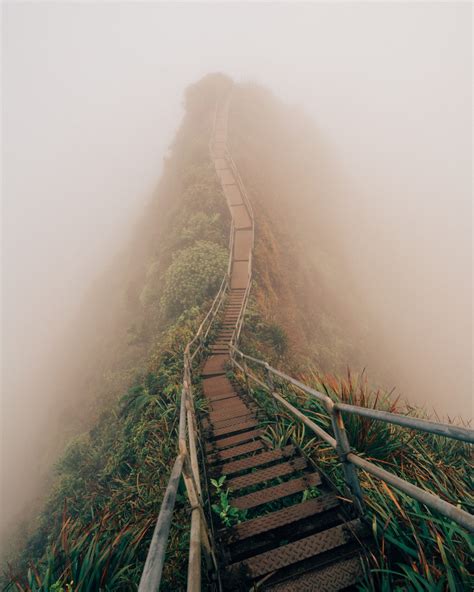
[138,90,474,592]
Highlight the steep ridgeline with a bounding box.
[200,94,368,590]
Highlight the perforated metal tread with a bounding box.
[209,399,253,420]
[228,519,362,579]
[220,445,296,476]
[205,430,263,452]
[231,473,321,510]
[265,556,364,591]
[209,407,253,421]
[209,397,249,410]
[208,440,264,463]
[211,420,259,439]
[209,413,257,431]
[201,98,367,592]
[202,355,229,376]
[202,375,234,395]
[210,345,229,352]
[227,457,307,491]
[226,493,340,543]
[205,391,238,403]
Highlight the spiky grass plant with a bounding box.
[232,361,473,591]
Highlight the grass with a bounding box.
[232,360,473,591]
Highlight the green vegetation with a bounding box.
[231,340,472,590]
[4,73,232,592]
[4,74,471,592]
[160,241,228,317]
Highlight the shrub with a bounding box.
[264,323,289,356]
[160,241,228,318]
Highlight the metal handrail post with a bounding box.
[265,363,274,392]
[137,455,185,592]
[243,359,250,394]
[329,405,365,515]
[187,508,201,592]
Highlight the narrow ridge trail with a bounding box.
[201,95,367,591]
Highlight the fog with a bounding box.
[2,2,471,550]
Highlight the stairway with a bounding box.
[200,298,367,591]
[200,92,367,590]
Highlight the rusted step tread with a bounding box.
[207,437,264,460]
[226,493,340,542]
[209,413,256,430]
[209,400,248,412]
[209,408,254,421]
[206,430,263,452]
[211,420,259,439]
[205,391,238,402]
[229,519,362,578]
[208,406,256,427]
[209,406,252,421]
[265,556,364,591]
[210,410,251,421]
[227,457,307,491]
[202,375,233,392]
[202,355,229,376]
[232,473,321,510]
[220,445,296,476]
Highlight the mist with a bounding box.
[2,2,471,552]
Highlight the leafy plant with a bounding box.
[302,485,321,502]
[211,490,247,528]
[210,475,227,495]
[160,241,228,318]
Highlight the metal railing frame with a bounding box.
[139,88,257,591]
[228,346,474,533]
[139,85,474,591]
[138,96,237,592]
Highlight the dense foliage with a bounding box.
[234,303,473,591]
[160,241,228,317]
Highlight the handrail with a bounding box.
[229,346,474,533]
[138,82,474,591]
[138,95,238,592]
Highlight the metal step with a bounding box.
[211,420,259,439]
[264,556,364,591]
[209,406,253,421]
[202,375,233,395]
[228,519,362,579]
[227,457,307,492]
[207,430,264,452]
[231,473,321,510]
[207,437,264,461]
[202,355,229,376]
[205,391,238,403]
[208,400,250,414]
[226,493,340,543]
[209,413,257,430]
[220,445,296,476]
